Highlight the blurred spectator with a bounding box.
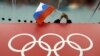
[54,13,72,23]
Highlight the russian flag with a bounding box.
[33,2,55,24]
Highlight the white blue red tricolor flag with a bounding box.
[33,2,55,24]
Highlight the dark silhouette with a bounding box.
[8,18,12,21]
[54,19,60,23]
[1,18,5,21]
[24,20,27,23]
[54,13,72,23]
[30,20,33,23]
[67,19,72,23]
[18,19,21,22]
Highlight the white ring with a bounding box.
[54,39,83,56]
[8,33,93,56]
[8,33,36,52]
[38,33,65,51]
[38,33,65,56]
[66,33,93,51]
[21,41,51,56]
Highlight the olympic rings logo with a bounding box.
[8,33,93,56]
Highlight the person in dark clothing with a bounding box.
[54,19,60,23]
[54,13,72,23]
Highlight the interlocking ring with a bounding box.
[8,33,93,56]
[8,33,37,52]
[38,33,65,56]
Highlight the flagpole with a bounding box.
[90,1,100,19]
[12,0,16,19]
[57,0,62,9]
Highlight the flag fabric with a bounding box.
[33,2,55,24]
